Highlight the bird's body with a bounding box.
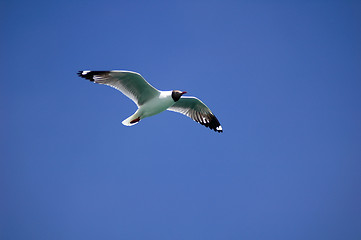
[141,91,175,118]
[77,70,223,132]
[122,91,175,126]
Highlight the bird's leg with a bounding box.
[130,117,141,124]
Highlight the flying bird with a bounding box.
[77,70,223,133]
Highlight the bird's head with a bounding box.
[171,90,187,102]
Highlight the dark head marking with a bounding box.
[171,90,187,102]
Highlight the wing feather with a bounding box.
[77,70,160,106]
[167,96,223,133]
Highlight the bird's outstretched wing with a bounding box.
[167,96,223,132]
[77,70,160,106]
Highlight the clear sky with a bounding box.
[1,0,361,239]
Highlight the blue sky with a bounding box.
[1,0,361,239]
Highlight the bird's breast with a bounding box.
[140,94,175,118]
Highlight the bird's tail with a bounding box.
[122,112,141,126]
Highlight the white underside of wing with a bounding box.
[79,70,160,107]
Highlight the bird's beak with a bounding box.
[181,91,187,95]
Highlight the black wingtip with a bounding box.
[200,114,223,133]
[77,71,111,81]
[210,116,223,133]
[77,71,94,81]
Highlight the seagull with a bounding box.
[77,70,223,133]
